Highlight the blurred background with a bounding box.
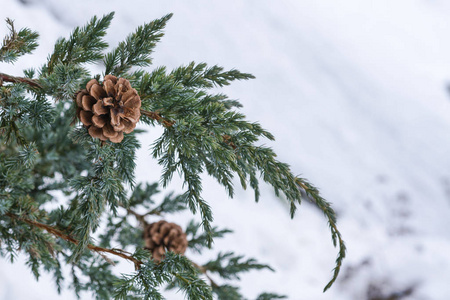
[2,0,450,299]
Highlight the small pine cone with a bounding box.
[75,75,141,143]
[143,220,188,262]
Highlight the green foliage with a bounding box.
[0,83,53,144]
[126,182,188,215]
[114,252,211,300]
[143,63,272,244]
[203,252,274,280]
[0,13,345,299]
[213,285,244,300]
[296,177,347,292]
[45,12,114,73]
[168,224,284,300]
[170,62,255,88]
[5,142,39,170]
[40,64,88,101]
[186,220,232,254]
[67,253,119,299]
[104,14,173,76]
[0,18,38,63]
[256,293,287,300]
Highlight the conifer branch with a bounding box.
[191,261,219,288]
[120,199,171,227]
[45,12,113,73]
[5,213,143,270]
[115,207,220,287]
[124,207,149,226]
[103,13,173,76]
[120,205,164,228]
[295,178,346,292]
[0,18,39,63]
[0,72,42,88]
[0,12,346,298]
[140,109,175,127]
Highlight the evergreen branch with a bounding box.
[191,261,219,288]
[64,254,122,299]
[203,252,274,280]
[114,253,213,300]
[123,206,149,226]
[112,203,230,291]
[140,109,175,127]
[5,213,143,270]
[4,142,38,170]
[145,86,346,288]
[256,293,287,300]
[192,260,286,300]
[181,164,214,246]
[126,182,159,207]
[0,83,40,145]
[103,207,220,295]
[143,208,163,216]
[0,12,346,298]
[45,12,114,73]
[39,63,88,101]
[295,178,346,292]
[104,13,173,76]
[212,285,244,300]
[119,204,166,227]
[0,72,42,89]
[69,177,106,262]
[140,109,242,151]
[186,220,232,254]
[120,186,187,225]
[113,132,141,188]
[69,128,132,260]
[0,18,39,63]
[171,62,255,88]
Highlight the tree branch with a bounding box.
[0,72,173,129]
[5,213,143,270]
[140,109,175,127]
[0,72,42,89]
[294,178,346,292]
[121,206,217,288]
[119,205,163,228]
[124,207,148,227]
[191,261,219,289]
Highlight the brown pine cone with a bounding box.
[143,220,188,262]
[75,75,141,143]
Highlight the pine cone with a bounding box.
[143,220,188,262]
[76,75,141,143]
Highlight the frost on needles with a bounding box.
[0,12,346,299]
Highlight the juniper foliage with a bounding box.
[0,18,38,63]
[0,13,346,299]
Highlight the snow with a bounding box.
[2,0,450,299]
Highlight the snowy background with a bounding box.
[2,0,450,299]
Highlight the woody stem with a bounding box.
[140,109,175,127]
[191,261,220,288]
[0,72,42,89]
[5,213,143,270]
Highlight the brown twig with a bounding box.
[144,209,162,217]
[119,205,162,228]
[140,109,175,127]
[6,213,143,270]
[191,261,219,288]
[222,134,237,150]
[0,72,42,89]
[124,207,148,227]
